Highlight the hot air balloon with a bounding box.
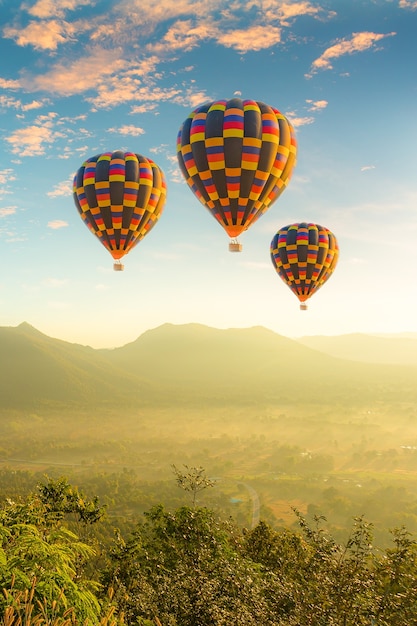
[177,98,297,252]
[73,150,167,270]
[270,222,339,310]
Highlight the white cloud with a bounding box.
[3,20,74,51]
[21,100,50,111]
[48,220,69,229]
[306,99,328,111]
[273,1,331,25]
[217,25,282,52]
[0,78,21,89]
[108,125,145,136]
[361,165,376,172]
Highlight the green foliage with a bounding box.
[37,477,106,526]
[104,504,283,625]
[0,484,123,625]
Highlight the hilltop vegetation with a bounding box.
[1,473,417,625]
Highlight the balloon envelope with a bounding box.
[177,98,297,244]
[270,222,339,308]
[73,150,166,266]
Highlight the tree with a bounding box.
[171,465,215,506]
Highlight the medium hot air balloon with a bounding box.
[177,98,297,252]
[73,150,167,270]
[270,222,339,310]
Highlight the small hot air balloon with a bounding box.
[270,222,339,310]
[177,98,297,252]
[73,150,167,270]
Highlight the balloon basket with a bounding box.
[113,261,124,272]
[229,242,242,253]
[300,303,308,311]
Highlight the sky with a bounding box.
[0,0,416,348]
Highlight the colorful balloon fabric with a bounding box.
[73,151,166,268]
[177,98,297,246]
[270,222,339,309]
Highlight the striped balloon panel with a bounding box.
[270,222,339,303]
[177,98,297,238]
[73,151,166,260]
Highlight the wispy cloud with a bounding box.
[0,169,16,185]
[149,20,214,53]
[5,120,64,157]
[286,114,314,127]
[42,277,68,287]
[1,0,336,107]
[108,124,145,137]
[19,48,128,96]
[361,165,376,172]
[47,178,74,197]
[0,207,16,217]
[130,103,158,114]
[307,31,396,77]
[399,0,417,9]
[0,170,17,199]
[28,0,96,19]
[88,81,182,110]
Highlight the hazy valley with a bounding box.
[1,321,417,546]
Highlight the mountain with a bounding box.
[0,322,155,409]
[0,322,416,411]
[297,333,417,366]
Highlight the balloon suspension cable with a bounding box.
[300,303,308,311]
[229,238,242,253]
[113,261,125,272]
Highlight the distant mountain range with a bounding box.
[1,322,416,411]
[298,333,417,366]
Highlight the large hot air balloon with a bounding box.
[177,98,297,252]
[270,222,339,310]
[73,150,167,270]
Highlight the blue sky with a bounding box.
[0,0,416,348]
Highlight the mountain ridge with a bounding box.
[1,322,416,411]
